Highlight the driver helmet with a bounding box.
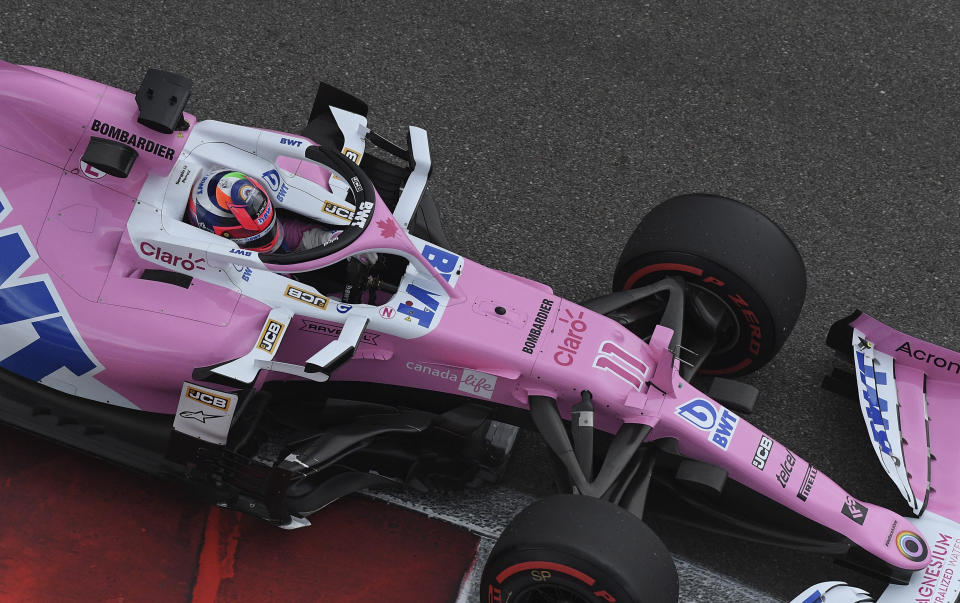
[188,169,283,252]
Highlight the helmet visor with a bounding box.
[229,184,272,231]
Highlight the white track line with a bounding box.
[364,486,781,603]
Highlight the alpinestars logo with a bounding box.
[178,410,221,423]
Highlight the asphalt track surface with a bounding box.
[2,1,960,601]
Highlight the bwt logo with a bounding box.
[676,399,739,450]
[397,284,441,328]
[855,350,893,455]
[421,244,460,282]
[0,190,100,383]
[352,201,373,228]
[261,169,282,190]
[233,264,253,282]
[261,169,289,203]
[280,137,303,147]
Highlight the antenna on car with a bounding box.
[135,69,192,134]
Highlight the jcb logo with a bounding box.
[343,148,361,164]
[257,320,284,353]
[285,285,329,310]
[186,386,230,411]
[592,341,650,391]
[322,201,355,221]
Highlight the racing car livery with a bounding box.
[1,62,957,602]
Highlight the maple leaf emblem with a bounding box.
[376,218,399,238]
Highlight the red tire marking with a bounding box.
[624,263,703,289]
[625,263,761,375]
[699,357,753,375]
[496,561,596,586]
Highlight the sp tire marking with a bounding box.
[495,561,596,586]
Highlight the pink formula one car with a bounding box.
[0,62,956,603]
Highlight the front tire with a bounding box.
[613,194,806,376]
[481,495,678,603]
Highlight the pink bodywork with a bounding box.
[0,61,931,572]
[849,313,960,524]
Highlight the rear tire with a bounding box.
[612,194,805,376]
[481,495,678,603]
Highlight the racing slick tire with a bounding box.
[613,194,806,377]
[480,495,678,603]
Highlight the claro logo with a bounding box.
[186,386,231,411]
[553,308,588,366]
[140,242,206,271]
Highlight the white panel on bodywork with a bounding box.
[877,512,960,602]
[173,382,239,445]
[790,581,874,603]
[852,329,919,512]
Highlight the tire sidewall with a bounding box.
[480,495,678,603]
[482,547,637,603]
[616,251,776,376]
